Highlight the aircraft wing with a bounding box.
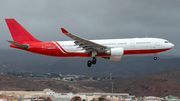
[61,28,107,54]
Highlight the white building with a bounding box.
[0,98,7,101]
[53,93,73,99]
[46,92,55,95]
[75,93,129,101]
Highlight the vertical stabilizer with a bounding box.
[5,18,42,43]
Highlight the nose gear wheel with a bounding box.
[154,53,157,60]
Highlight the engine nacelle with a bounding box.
[106,47,124,56]
[105,48,124,61]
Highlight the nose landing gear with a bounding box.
[154,53,157,60]
[154,57,157,60]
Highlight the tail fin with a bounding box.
[5,18,42,43]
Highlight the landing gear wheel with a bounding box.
[87,60,92,67]
[154,57,157,60]
[92,57,97,64]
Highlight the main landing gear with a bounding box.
[154,53,157,60]
[87,57,97,67]
[87,51,97,67]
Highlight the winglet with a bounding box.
[61,28,69,33]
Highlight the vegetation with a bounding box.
[25,89,37,91]
[73,97,79,101]
[98,97,105,101]
[32,89,37,91]
[24,89,31,91]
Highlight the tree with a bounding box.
[92,77,97,80]
[74,97,79,101]
[24,89,31,91]
[98,97,105,101]
[32,89,37,91]
[82,99,86,101]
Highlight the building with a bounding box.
[53,93,73,99]
[75,93,129,101]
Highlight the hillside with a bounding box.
[0,75,49,91]
[0,50,179,77]
[1,68,180,97]
[82,68,180,97]
[0,74,104,93]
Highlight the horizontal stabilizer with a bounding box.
[7,40,29,49]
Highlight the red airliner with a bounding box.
[5,18,174,67]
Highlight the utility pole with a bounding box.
[111,82,114,93]
[111,82,114,101]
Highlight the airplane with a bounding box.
[5,18,174,67]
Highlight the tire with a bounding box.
[92,57,97,64]
[154,57,157,60]
[87,60,92,67]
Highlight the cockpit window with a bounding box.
[165,41,169,43]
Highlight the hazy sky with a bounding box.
[0,0,179,57]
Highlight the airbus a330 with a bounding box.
[5,19,174,67]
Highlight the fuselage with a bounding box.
[10,37,174,57]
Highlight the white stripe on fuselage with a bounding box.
[55,38,172,53]
[53,41,67,54]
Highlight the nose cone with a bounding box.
[170,43,174,48]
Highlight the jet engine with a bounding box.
[105,47,124,61]
[105,47,124,56]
